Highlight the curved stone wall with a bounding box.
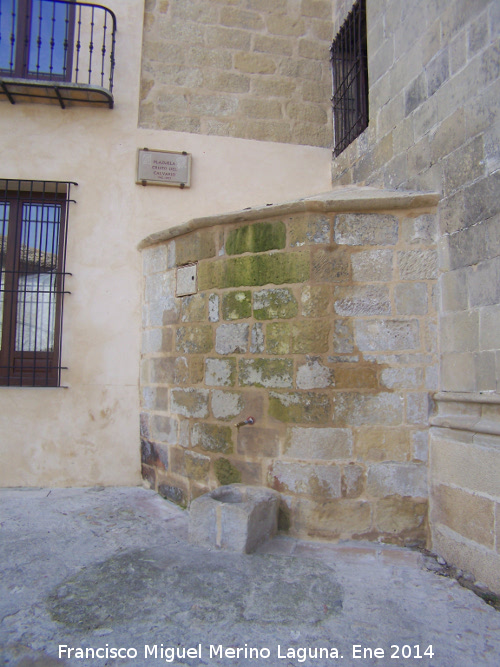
[140,189,439,545]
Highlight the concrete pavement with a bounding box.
[0,486,499,667]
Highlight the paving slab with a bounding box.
[0,487,499,667]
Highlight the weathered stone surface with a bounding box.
[237,426,281,458]
[150,415,178,445]
[141,439,169,469]
[333,285,391,316]
[311,248,350,282]
[301,284,331,317]
[341,464,365,498]
[334,214,399,246]
[374,497,427,536]
[226,221,286,255]
[270,460,341,499]
[269,391,331,423]
[192,423,234,453]
[189,484,280,553]
[184,450,210,482]
[158,482,187,507]
[431,484,495,547]
[222,290,252,320]
[250,322,265,353]
[143,244,168,276]
[406,392,431,425]
[366,462,428,498]
[214,458,242,486]
[354,319,420,351]
[284,426,353,460]
[205,357,236,386]
[333,392,404,426]
[398,250,438,280]
[149,357,176,384]
[181,293,207,322]
[334,366,380,389]
[171,389,209,419]
[296,358,334,389]
[175,230,216,266]
[208,293,219,322]
[333,318,355,353]
[395,282,428,315]
[294,498,372,538]
[253,288,298,320]
[266,322,291,354]
[355,427,411,462]
[176,325,213,353]
[215,323,249,354]
[289,214,331,247]
[239,358,294,388]
[401,214,438,245]
[200,251,310,289]
[351,249,394,282]
[211,390,243,420]
[291,320,330,353]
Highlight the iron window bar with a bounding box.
[0,179,76,387]
[0,0,116,108]
[330,0,369,157]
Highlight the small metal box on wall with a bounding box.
[137,148,192,188]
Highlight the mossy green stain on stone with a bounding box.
[253,288,298,320]
[176,325,213,354]
[224,251,310,287]
[192,423,233,453]
[269,391,331,423]
[222,290,252,320]
[291,320,330,353]
[214,457,242,485]
[226,221,286,255]
[267,322,291,354]
[198,251,310,290]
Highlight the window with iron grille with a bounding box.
[0,180,75,387]
[330,0,369,157]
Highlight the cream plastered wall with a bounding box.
[0,0,332,487]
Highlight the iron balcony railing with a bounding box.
[0,0,116,108]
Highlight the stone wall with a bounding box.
[329,0,500,592]
[139,0,333,147]
[140,189,439,545]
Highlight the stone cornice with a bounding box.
[431,392,500,436]
[138,187,440,250]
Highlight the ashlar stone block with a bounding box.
[211,390,243,420]
[222,290,252,320]
[192,423,233,453]
[239,358,294,388]
[334,214,399,246]
[296,358,334,389]
[226,221,286,255]
[271,460,341,500]
[171,389,209,419]
[366,462,428,498]
[205,357,236,387]
[215,323,249,354]
[253,288,298,320]
[284,426,353,460]
[354,319,420,351]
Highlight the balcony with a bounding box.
[0,0,116,109]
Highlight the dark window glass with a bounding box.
[0,181,72,387]
[331,0,369,157]
[0,0,74,80]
